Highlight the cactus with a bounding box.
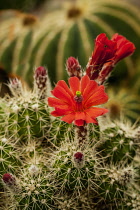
[0,67,51,141]
[0,33,140,210]
[104,88,140,121]
[0,0,140,87]
[0,137,21,190]
[97,118,138,164]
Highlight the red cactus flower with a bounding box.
[86,33,117,80]
[111,33,136,63]
[96,34,136,84]
[48,75,108,126]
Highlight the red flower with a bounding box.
[96,34,136,84]
[111,33,136,63]
[86,33,117,80]
[86,33,136,84]
[48,75,108,126]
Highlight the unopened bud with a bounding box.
[8,78,23,97]
[34,66,48,99]
[2,173,21,194]
[66,57,82,79]
[73,152,85,168]
[1,173,20,194]
[2,173,15,185]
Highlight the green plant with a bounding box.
[0,33,140,210]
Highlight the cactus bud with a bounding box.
[66,57,82,79]
[2,173,16,186]
[2,173,20,193]
[34,66,48,99]
[8,78,23,97]
[73,152,85,168]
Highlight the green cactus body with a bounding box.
[0,0,140,86]
[98,165,134,202]
[49,119,74,146]
[1,95,50,141]
[124,183,140,210]
[51,141,97,194]
[97,121,137,164]
[10,166,55,210]
[0,138,21,177]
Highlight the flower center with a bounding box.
[74,91,83,103]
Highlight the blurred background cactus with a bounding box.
[0,0,140,86]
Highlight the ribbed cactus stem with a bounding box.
[76,124,87,148]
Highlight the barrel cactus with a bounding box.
[0,32,140,209]
[104,87,140,121]
[0,0,140,87]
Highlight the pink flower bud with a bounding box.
[74,152,84,161]
[2,173,16,186]
[73,152,85,168]
[9,78,23,97]
[66,57,82,79]
[34,66,48,99]
[34,66,47,89]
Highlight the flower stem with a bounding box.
[76,123,87,148]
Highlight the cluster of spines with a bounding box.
[97,120,138,164]
[0,137,21,180]
[2,165,55,210]
[0,67,51,142]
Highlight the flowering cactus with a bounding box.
[0,33,139,210]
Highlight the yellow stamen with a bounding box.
[76,91,81,97]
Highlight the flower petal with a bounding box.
[51,107,72,117]
[61,113,75,124]
[74,119,85,126]
[48,97,69,109]
[85,107,108,119]
[57,80,73,97]
[75,112,85,121]
[82,79,98,100]
[52,84,73,105]
[80,75,90,93]
[85,112,98,124]
[68,76,80,95]
[84,86,108,107]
